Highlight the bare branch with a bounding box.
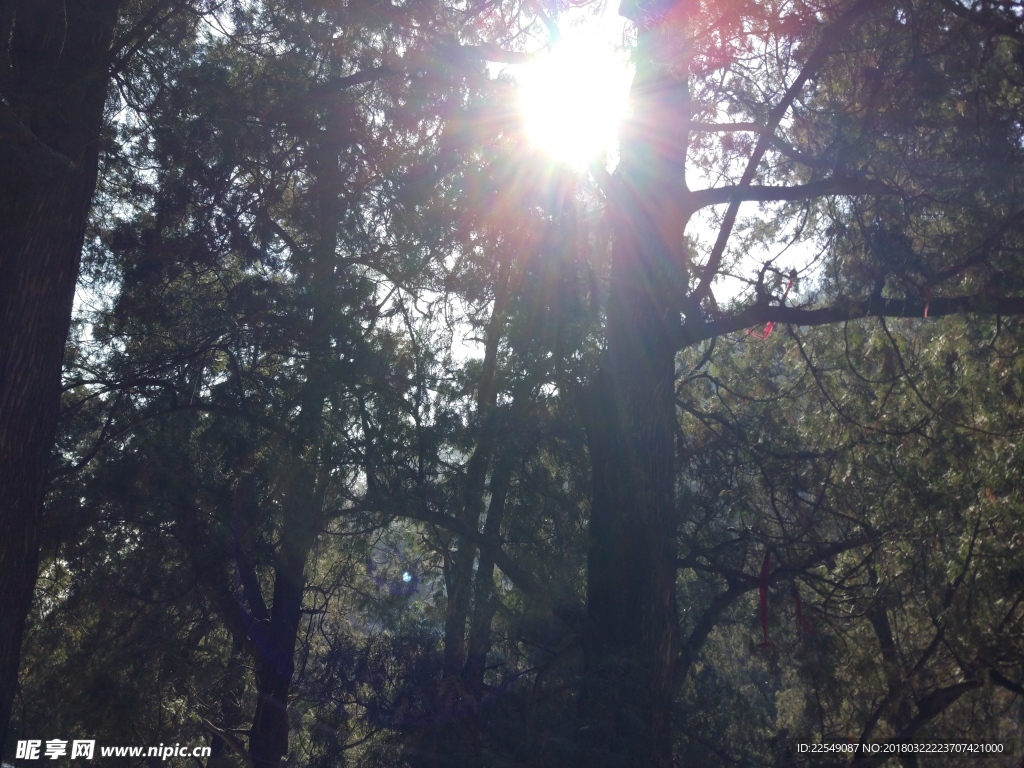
[688,176,892,210]
[689,121,765,133]
[684,294,1024,347]
[692,0,888,304]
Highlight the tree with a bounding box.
[11,3,595,766]
[0,0,560,753]
[584,0,1024,763]
[667,313,1024,762]
[0,0,224,747]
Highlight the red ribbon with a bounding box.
[758,551,812,644]
[747,275,795,340]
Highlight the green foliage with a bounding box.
[675,315,1024,761]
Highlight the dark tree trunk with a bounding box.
[581,3,693,764]
[441,256,509,698]
[0,0,121,752]
[461,449,513,697]
[583,200,681,768]
[248,506,319,768]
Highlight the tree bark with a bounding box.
[581,3,692,765]
[583,202,681,768]
[0,0,121,752]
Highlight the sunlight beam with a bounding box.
[517,10,633,169]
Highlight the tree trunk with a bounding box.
[441,255,509,697]
[583,202,681,768]
[461,449,514,697]
[0,0,121,751]
[581,3,693,764]
[248,504,320,768]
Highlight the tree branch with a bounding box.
[683,294,1024,347]
[690,121,836,172]
[231,534,270,625]
[457,42,538,65]
[287,41,538,111]
[692,0,888,304]
[689,121,764,133]
[935,0,1024,40]
[688,176,891,210]
[892,680,982,743]
[199,717,255,768]
[676,583,747,685]
[108,0,183,77]
[990,669,1024,698]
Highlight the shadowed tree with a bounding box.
[0,1,161,748]
[582,0,1024,763]
[0,0,566,753]
[8,2,598,766]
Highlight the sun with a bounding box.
[518,17,633,169]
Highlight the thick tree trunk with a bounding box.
[583,201,681,768]
[581,3,693,765]
[0,0,121,752]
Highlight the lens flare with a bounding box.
[519,26,632,168]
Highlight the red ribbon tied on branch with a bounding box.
[747,273,796,340]
[758,550,812,647]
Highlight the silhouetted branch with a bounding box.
[683,294,1024,347]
